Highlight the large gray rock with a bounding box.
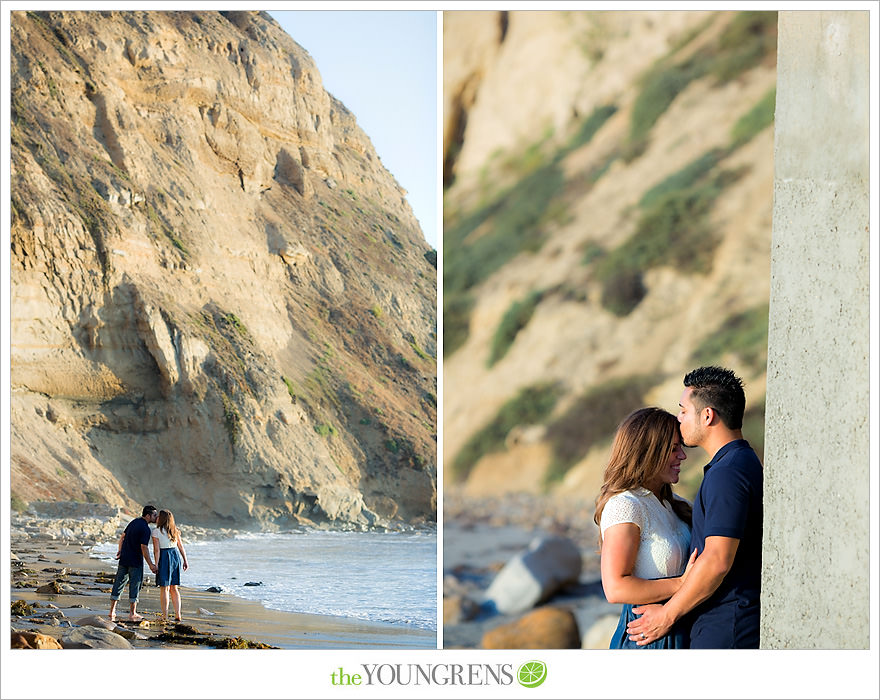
[61,626,133,649]
[76,615,117,630]
[483,535,582,615]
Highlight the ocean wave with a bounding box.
[92,531,437,632]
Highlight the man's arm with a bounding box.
[114,533,125,559]
[625,535,739,645]
[600,523,692,604]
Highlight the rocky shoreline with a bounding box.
[10,502,436,650]
[443,487,621,649]
[11,494,621,651]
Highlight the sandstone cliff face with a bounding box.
[443,11,776,500]
[10,10,437,529]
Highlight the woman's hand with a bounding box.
[673,549,698,593]
[182,560,189,572]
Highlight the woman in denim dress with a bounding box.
[152,510,189,622]
[593,407,696,649]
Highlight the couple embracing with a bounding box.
[595,365,763,649]
[108,505,189,623]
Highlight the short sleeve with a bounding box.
[137,521,152,546]
[601,493,645,536]
[702,467,751,539]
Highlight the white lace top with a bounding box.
[600,487,692,579]
[152,527,177,549]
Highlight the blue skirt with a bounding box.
[157,547,181,587]
[609,603,689,649]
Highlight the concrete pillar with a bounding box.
[762,11,870,649]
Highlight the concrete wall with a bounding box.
[762,11,870,649]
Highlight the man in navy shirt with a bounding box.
[626,366,763,648]
[109,504,159,622]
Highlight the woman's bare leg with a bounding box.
[170,585,182,621]
[159,586,169,620]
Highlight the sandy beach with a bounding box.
[10,529,437,650]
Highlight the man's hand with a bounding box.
[626,603,674,646]
[149,562,157,574]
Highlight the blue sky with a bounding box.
[268,10,438,249]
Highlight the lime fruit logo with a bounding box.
[517,660,547,688]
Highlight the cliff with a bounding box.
[10,10,437,529]
[443,10,776,500]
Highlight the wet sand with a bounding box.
[10,534,437,650]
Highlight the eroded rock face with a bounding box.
[10,10,437,530]
[442,10,775,498]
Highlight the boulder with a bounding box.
[37,610,67,621]
[61,626,133,649]
[113,626,148,641]
[35,581,64,594]
[481,606,581,649]
[483,535,582,614]
[77,615,117,630]
[582,613,621,649]
[11,631,64,649]
[443,594,480,625]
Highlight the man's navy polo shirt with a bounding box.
[688,439,763,648]
[119,518,152,568]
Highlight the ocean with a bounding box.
[91,528,437,632]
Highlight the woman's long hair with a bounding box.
[593,407,692,545]
[156,510,180,544]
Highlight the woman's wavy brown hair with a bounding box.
[156,510,180,544]
[593,407,692,545]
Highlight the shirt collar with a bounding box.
[704,438,751,472]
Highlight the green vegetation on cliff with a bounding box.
[544,374,662,484]
[451,383,562,480]
[444,104,618,357]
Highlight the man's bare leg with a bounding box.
[128,600,144,622]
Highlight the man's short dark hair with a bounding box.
[142,504,158,517]
[683,366,746,430]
